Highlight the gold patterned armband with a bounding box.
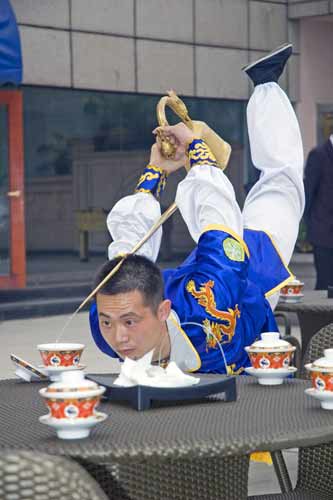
[187,139,218,168]
[135,164,168,199]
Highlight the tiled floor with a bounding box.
[248,449,298,496]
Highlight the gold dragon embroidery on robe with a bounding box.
[186,279,240,350]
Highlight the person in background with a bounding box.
[304,136,333,289]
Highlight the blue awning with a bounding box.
[0,0,22,85]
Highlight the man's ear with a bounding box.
[157,299,171,322]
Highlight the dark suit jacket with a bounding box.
[304,139,333,248]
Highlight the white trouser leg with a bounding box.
[176,165,243,244]
[242,83,305,309]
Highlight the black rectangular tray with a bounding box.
[86,373,237,411]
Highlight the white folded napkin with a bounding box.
[113,350,200,388]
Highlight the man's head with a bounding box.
[94,255,171,360]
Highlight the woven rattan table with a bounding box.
[1,376,333,500]
[276,290,333,358]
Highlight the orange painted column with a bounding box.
[0,90,26,288]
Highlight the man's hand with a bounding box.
[153,122,195,161]
[149,143,185,174]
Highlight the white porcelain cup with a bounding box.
[37,343,85,368]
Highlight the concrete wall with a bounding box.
[289,0,333,20]
[11,0,298,100]
[288,1,333,155]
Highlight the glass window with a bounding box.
[23,86,248,260]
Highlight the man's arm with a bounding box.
[156,123,243,243]
[107,193,162,262]
[107,144,184,262]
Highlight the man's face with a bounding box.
[96,290,170,360]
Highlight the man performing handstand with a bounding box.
[89,44,305,374]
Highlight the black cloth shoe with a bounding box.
[243,43,292,86]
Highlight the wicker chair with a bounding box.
[250,322,333,500]
[0,451,109,500]
[274,312,302,372]
[274,312,291,337]
[300,321,333,378]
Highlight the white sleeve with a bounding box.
[107,192,162,262]
[175,164,243,243]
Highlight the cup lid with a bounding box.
[44,370,99,394]
[245,332,294,351]
[281,279,304,287]
[311,349,333,370]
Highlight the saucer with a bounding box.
[279,294,303,303]
[39,364,86,382]
[305,388,333,410]
[39,411,107,439]
[245,366,297,385]
[11,354,48,382]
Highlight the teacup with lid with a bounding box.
[305,350,333,409]
[280,279,304,302]
[245,332,296,369]
[39,371,106,439]
[305,349,333,392]
[244,332,297,384]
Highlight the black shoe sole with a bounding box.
[242,43,292,72]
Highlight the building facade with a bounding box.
[1,0,333,286]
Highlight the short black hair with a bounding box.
[93,255,164,313]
